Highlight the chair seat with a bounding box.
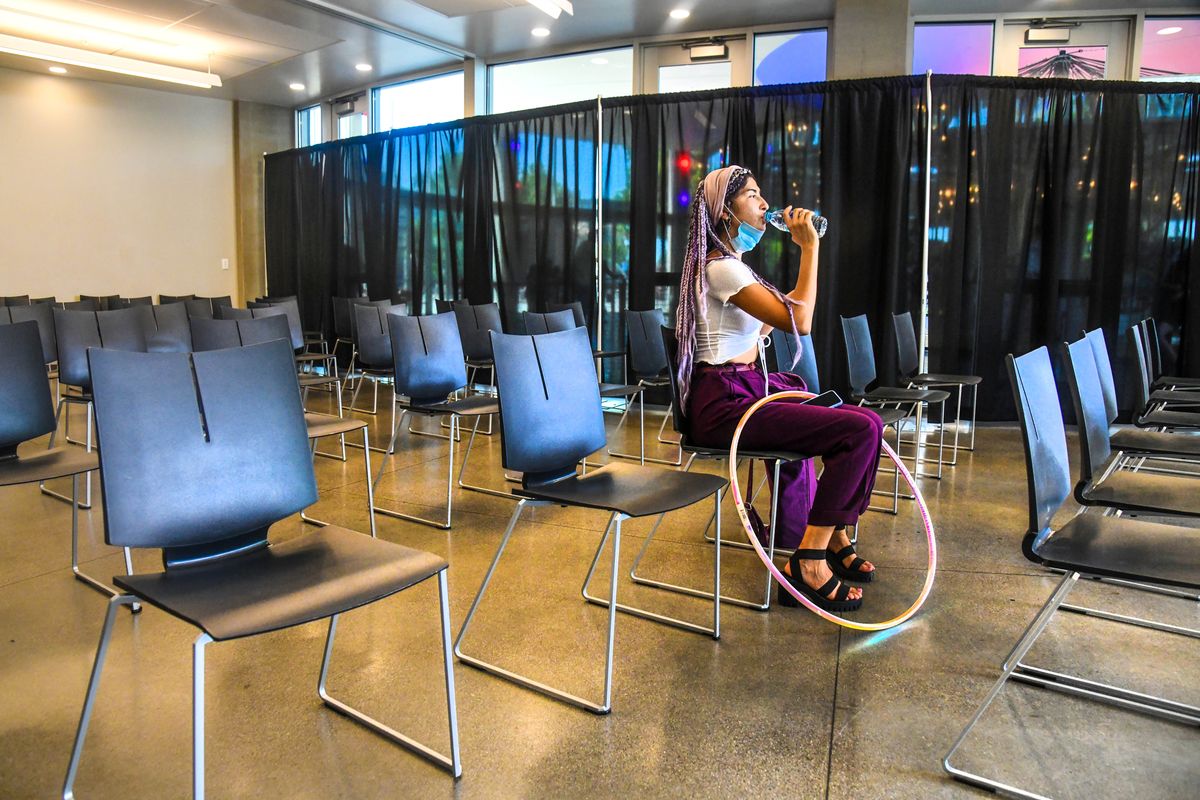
[1148,388,1200,406]
[593,349,625,360]
[0,447,98,487]
[515,462,726,518]
[1110,427,1200,458]
[1137,408,1200,429]
[305,412,366,439]
[296,352,329,364]
[1033,513,1200,590]
[1153,375,1200,390]
[681,435,814,463]
[911,372,983,386]
[115,526,446,641]
[1081,464,1200,516]
[410,394,500,417]
[465,358,493,369]
[599,382,643,399]
[299,373,338,388]
[869,407,908,426]
[859,386,951,404]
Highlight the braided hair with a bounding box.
[674,166,803,408]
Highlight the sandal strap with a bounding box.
[829,544,857,560]
[790,548,826,573]
[815,575,841,597]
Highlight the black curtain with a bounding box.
[266,74,1198,419]
[928,75,1200,420]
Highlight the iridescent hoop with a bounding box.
[728,391,937,631]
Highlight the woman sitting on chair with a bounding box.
[676,165,884,612]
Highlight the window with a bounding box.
[658,62,731,94]
[913,22,994,75]
[373,72,465,132]
[337,112,366,140]
[1018,46,1107,80]
[1141,18,1200,81]
[296,105,322,148]
[754,29,828,85]
[489,47,633,114]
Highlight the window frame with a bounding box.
[370,70,466,134]
[751,27,830,87]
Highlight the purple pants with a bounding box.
[687,364,885,549]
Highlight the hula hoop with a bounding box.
[728,390,937,631]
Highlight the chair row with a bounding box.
[1,294,232,311]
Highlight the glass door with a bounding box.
[995,18,1131,79]
[641,38,747,94]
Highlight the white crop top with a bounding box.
[694,257,762,364]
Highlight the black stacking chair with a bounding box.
[79,294,120,311]
[31,296,56,305]
[1082,329,1200,466]
[3,294,30,305]
[840,314,949,479]
[159,293,195,304]
[64,299,99,311]
[434,298,456,313]
[769,328,820,394]
[260,296,327,355]
[350,303,398,421]
[200,294,232,310]
[1128,322,1200,429]
[184,298,215,319]
[607,309,679,465]
[548,300,626,378]
[1140,317,1200,391]
[215,305,252,320]
[330,296,357,370]
[371,312,501,529]
[62,340,461,798]
[1131,319,1200,410]
[342,298,392,389]
[9,302,58,374]
[147,301,193,352]
[1060,336,1200,519]
[44,307,149,508]
[454,328,727,714]
[892,310,982,463]
[115,296,153,308]
[944,345,1200,796]
[452,301,503,391]
[189,318,241,351]
[0,321,126,599]
[522,308,576,335]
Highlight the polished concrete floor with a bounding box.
[2,387,1198,799]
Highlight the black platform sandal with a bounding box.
[778,549,863,612]
[827,543,875,584]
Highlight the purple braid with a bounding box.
[674,166,804,409]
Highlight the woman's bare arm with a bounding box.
[729,207,819,334]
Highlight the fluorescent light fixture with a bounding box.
[0,32,221,87]
[48,65,66,73]
[355,63,372,71]
[670,8,691,20]
[527,0,573,19]
[1157,26,1183,36]
[531,27,550,37]
[289,82,306,90]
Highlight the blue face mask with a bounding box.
[727,210,765,253]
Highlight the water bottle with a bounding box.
[766,209,828,238]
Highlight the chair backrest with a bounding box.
[96,307,150,353]
[200,295,232,310]
[80,295,120,311]
[237,314,292,348]
[1007,347,1072,539]
[64,298,99,311]
[523,309,577,336]
[9,302,58,365]
[1083,328,1119,424]
[119,296,153,307]
[261,298,304,350]
[453,302,503,361]
[840,314,878,394]
[185,298,214,320]
[89,340,317,563]
[1127,323,1153,408]
[770,328,820,393]
[30,297,56,305]
[3,295,30,306]
[332,297,353,339]
[53,308,147,390]
[892,311,920,378]
[388,312,467,405]
[660,326,692,440]
[150,302,193,352]
[159,294,195,304]
[434,299,455,314]
[0,321,56,457]
[353,303,394,368]
[215,305,252,321]
[491,327,605,486]
[1061,337,1113,484]
[189,318,242,352]
[1145,317,1163,378]
[627,309,668,378]
[0,307,9,324]
[547,301,587,331]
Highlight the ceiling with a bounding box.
[0,0,1193,107]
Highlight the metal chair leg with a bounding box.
[42,397,94,509]
[457,415,512,499]
[373,411,456,530]
[302,429,377,538]
[317,572,462,777]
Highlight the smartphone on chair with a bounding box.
[800,390,843,408]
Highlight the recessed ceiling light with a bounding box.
[289,82,305,90]
[1157,26,1183,36]
[669,8,691,20]
[49,65,67,74]
[531,27,550,37]
[355,63,372,71]
[591,57,609,65]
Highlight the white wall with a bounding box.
[0,68,237,302]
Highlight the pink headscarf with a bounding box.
[674,165,803,408]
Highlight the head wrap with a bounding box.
[674,165,803,409]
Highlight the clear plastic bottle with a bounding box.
[766,209,828,238]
